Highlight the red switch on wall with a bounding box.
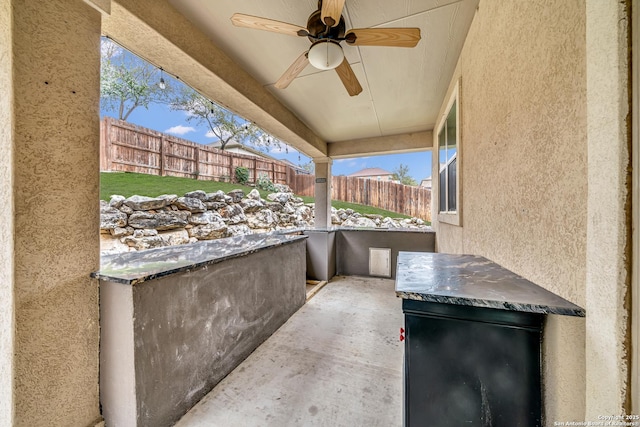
[400,327,405,342]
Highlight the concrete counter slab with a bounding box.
[92,233,307,285]
[396,252,585,316]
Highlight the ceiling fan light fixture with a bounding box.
[308,40,344,70]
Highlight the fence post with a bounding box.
[100,118,106,171]
[286,166,290,188]
[107,117,113,171]
[159,135,164,176]
[194,146,200,180]
[253,158,257,183]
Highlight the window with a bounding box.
[436,80,461,225]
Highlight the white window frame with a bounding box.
[435,80,461,226]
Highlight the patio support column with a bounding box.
[585,0,630,418]
[0,0,103,425]
[314,158,333,228]
[0,1,14,424]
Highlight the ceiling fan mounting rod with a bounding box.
[302,32,347,42]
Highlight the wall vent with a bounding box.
[369,248,392,277]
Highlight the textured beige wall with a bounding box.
[584,0,630,418]
[10,0,102,425]
[434,0,589,421]
[0,0,15,425]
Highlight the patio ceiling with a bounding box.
[103,0,477,159]
[166,0,478,158]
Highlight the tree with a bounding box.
[392,163,418,186]
[300,160,315,174]
[100,38,174,121]
[170,86,280,151]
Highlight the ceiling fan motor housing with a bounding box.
[306,10,345,42]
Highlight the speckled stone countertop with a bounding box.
[396,252,585,316]
[299,226,434,233]
[92,233,307,286]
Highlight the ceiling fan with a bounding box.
[231,0,421,97]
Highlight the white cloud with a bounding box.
[165,125,195,135]
[205,127,233,140]
[269,145,289,154]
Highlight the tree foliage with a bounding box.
[300,161,315,174]
[100,38,174,121]
[392,163,418,186]
[170,86,281,151]
[100,38,283,152]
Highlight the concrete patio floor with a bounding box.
[176,275,404,427]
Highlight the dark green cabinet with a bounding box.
[402,299,543,427]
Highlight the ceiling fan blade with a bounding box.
[274,52,310,89]
[335,59,363,97]
[345,28,421,47]
[321,0,346,27]
[231,13,307,37]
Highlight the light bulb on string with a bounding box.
[210,101,214,114]
[158,68,166,90]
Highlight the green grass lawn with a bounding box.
[100,172,412,219]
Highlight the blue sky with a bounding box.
[104,102,433,182]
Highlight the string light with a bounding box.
[210,101,214,114]
[158,68,166,90]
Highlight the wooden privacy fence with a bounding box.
[100,117,296,185]
[292,175,432,221]
[100,117,431,220]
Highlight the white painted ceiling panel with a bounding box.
[363,2,478,134]
[272,62,382,142]
[168,0,478,148]
[346,0,450,28]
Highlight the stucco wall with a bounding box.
[584,0,630,418]
[0,0,15,425]
[433,0,589,421]
[10,0,102,425]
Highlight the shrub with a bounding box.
[256,173,277,192]
[235,167,249,185]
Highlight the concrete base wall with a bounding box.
[305,231,337,281]
[336,231,435,279]
[100,240,306,427]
